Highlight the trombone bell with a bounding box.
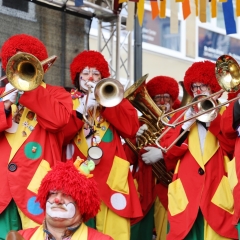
[6,52,57,92]
[94,78,124,107]
[216,55,240,92]
[191,95,218,123]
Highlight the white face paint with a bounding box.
[46,201,76,219]
[79,67,101,91]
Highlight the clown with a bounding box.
[220,88,240,234]
[0,34,73,238]
[124,76,179,240]
[62,50,142,240]
[160,61,238,239]
[12,161,113,239]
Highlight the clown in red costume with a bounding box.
[124,76,179,240]
[0,34,73,238]
[9,161,113,240]
[62,50,142,240]
[159,61,237,240]
[220,89,240,234]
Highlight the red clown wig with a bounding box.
[1,34,48,71]
[172,98,181,110]
[146,76,179,101]
[36,161,100,222]
[70,50,110,84]
[184,61,221,97]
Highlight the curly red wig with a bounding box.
[1,34,48,71]
[172,98,181,110]
[184,61,221,97]
[146,76,179,101]
[70,50,110,84]
[36,161,100,222]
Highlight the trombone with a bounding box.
[156,54,240,153]
[0,52,57,99]
[82,78,124,127]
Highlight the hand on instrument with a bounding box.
[76,95,97,115]
[141,146,163,164]
[136,124,148,137]
[86,81,97,101]
[182,108,195,130]
[2,83,18,103]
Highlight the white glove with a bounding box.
[86,81,96,101]
[136,124,148,137]
[76,95,97,115]
[2,83,18,103]
[141,146,163,164]
[182,108,195,130]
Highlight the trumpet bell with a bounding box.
[6,52,57,92]
[94,78,124,107]
[216,55,240,92]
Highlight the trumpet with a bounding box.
[82,78,124,127]
[0,52,57,99]
[155,54,240,152]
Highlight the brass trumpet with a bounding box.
[155,54,240,153]
[82,78,124,127]
[0,52,57,99]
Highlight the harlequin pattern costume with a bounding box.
[220,90,240,232]
[124,76,179,240]
[0,34,72,238]
[160,61,238,240]
[62,50,142,240]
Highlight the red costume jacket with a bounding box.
[161,108,237,240]
[63,98,142,219]
[0,84,72,224]
[220,102,240,225]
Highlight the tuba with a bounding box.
[124,74,173,186]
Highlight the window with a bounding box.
[0,0,36,21]
[3,0,28,12]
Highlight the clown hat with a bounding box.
[1,34,48,71]
[146,76,179,102]
[37,161,100,222]
[184,61,221,97]
[70,50,110,84]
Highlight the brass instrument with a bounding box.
[0,52,57,99]
[124,74,173,186]
[83,78,124,127]
[155,54,240,152]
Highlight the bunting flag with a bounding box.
[170,0,178,33]
[137,0,145,26]
[195,0,198,16]
[237,0,240,17]
[182,0,191,19]
[150,1,159,19]
[222,0,237,34]
[159,0,166,18]
[211,0,217,18]
[75,0,83,6]
[199,0,206,22]
[121,0,238,35]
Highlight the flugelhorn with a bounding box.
[82,78,124,127]
[155,54,240,153]
[0,52,57,99]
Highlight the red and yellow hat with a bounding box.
[146,76,179,102]
[36,161,100,222]
[1,34,48,71]
[70,50,110,84]
[183,60,221,97]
